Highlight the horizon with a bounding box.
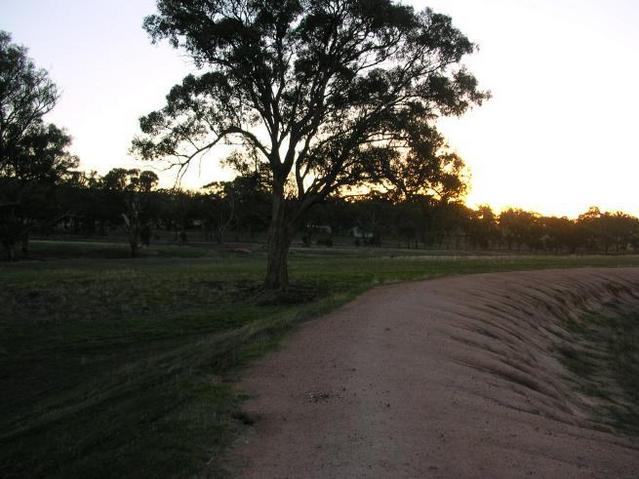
[2,0,638,218]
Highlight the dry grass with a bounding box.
[2,241,639,477]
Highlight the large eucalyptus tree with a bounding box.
[134,0,488,288]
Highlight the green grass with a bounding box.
[2,240,639,477]
[26,239,218,259]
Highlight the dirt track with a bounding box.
[229,268,639,478]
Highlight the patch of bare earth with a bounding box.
[228,268,639,478]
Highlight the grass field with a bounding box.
[2,240,639,478]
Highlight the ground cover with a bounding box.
[2,241,639,477]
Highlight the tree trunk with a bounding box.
[3,241,15,261]
[21,233,29,258]
[264,189,292,290]
[129,240,137,257]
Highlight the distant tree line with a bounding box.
[3,27,638,262]
[3,160,638,260]
[305,198,639,254]
[45,167,272,257]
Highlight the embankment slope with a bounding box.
[231,268,639,478]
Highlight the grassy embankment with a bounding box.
[2,240,639,478]
[559,303,639,435]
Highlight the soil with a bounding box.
[229,268,639,478]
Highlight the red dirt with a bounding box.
[229,268,639,478]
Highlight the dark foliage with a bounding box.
[0,31,78,259]
[133,0,488,288]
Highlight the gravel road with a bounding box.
[229,268,639,478]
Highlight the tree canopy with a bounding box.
[0,31,65,176]
[134,0,488,287]
[0,31,77,259]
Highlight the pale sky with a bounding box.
[2,0,638,217]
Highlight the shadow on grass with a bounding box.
[558,303,639,436]
[0,274,351,478]
[3,245,639,477]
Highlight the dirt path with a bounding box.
[229,268,639,478]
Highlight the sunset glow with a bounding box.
[3,0,638,217]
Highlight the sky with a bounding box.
[2,0,638,218]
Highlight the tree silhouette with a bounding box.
[0,32,77,259]
[133,0,488,288]
[102,168,159,257]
